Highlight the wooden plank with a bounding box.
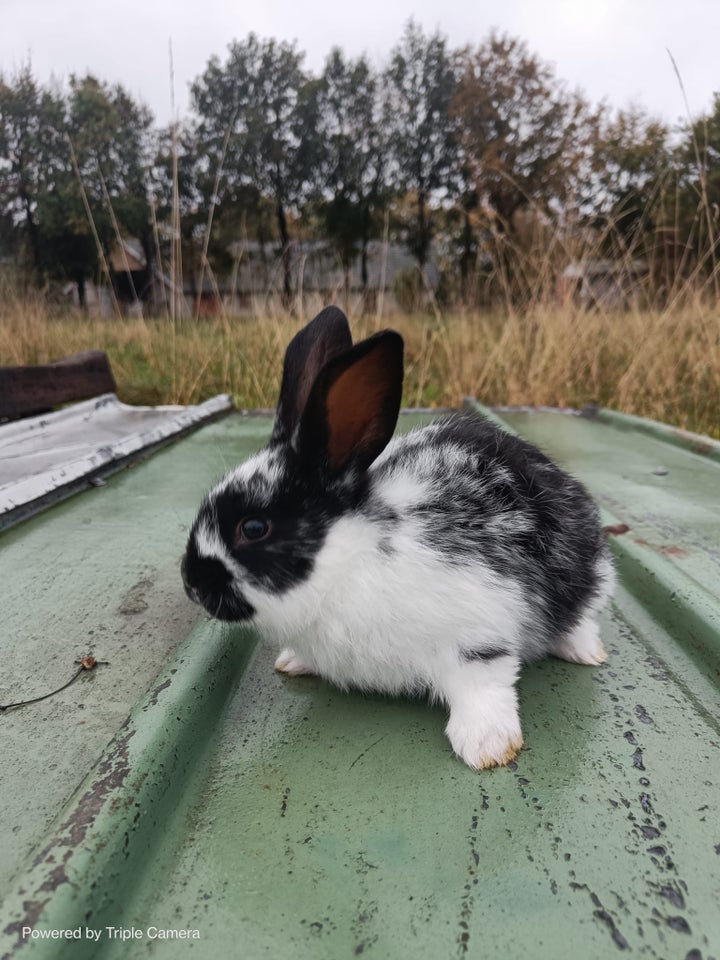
[0,350,117,420]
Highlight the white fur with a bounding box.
[375,431,476,486]
[374,471,429,511]
[442,656,524,768]
[197,430,614,770]
[274,648,316,676]
[196,447,288,606]
[243,509,535,768]
[551,614,607,665]
[244,514,532,691]
[194,518,227,562]
[551,553,615,666]
[212,447,284,503]
[193,518,249,611]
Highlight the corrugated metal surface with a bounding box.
[1,405,718,960]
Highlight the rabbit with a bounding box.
[181,305,614,770]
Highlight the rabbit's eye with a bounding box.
[236,518,271,544]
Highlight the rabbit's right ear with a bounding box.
[271,306,352,445]
[297,330,404,479]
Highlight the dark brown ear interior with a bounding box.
[302,331,404,476]
[272,306,352,444]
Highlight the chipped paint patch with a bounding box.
[118,578,154,615]
[2,729,134,956]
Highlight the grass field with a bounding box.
[1,290,719,440]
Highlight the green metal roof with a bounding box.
[1,404,719,960]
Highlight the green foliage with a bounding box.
[0,66,152,304]
[384,20,459,268]
[589,105,672,254]
[314,48,388,291]
[3,27,720,309]
[676,92,720,280]
[692,92,720,204]
[191,34,319,301]
[0,64,66,274]
[453,33,594,229]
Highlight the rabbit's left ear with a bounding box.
[271,306,352,445]
[298,330,404,477]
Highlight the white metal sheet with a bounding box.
[0,392,233,517]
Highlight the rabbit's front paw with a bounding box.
[446,704,523,770]
[551,614,607,665]
[442,657,524,769]
[274,648,316,676]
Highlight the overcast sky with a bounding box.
[2,0,718,127]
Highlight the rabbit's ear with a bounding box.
[298,330,404,477]
[271,306,352,444]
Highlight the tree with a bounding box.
[33,74,154,307]
[0,64,65,276]
[151,120,206,305]
[590,105,672,254]
[384,20,459,274]
[676,93,720,288]
[313,48,389,306]
[455,33,594,221]
[191,35,319,305]
[452,32,594,285]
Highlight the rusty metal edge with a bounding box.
[0,395,234,533]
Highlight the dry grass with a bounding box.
[1,287,718,439]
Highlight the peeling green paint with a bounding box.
[1,407,719,960]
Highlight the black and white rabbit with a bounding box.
[182,306,614,769]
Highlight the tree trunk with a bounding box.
[360,207,370,293]
[140,232,154,306]
[20,182,41,279]
[356,206,371,314]
[460,209,474,304]
[417,189,428,269]
[76,272,86,311]
[340,262,349,314]
[276,201,292,309]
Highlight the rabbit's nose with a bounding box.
[181,550,231,607]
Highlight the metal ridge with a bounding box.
[0,619,256,960]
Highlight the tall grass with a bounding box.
[1,285,718,439]
[2,78,718,440]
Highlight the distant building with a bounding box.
[559,259,648,308]
[65,236,439,317]
[225,238,439,302]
